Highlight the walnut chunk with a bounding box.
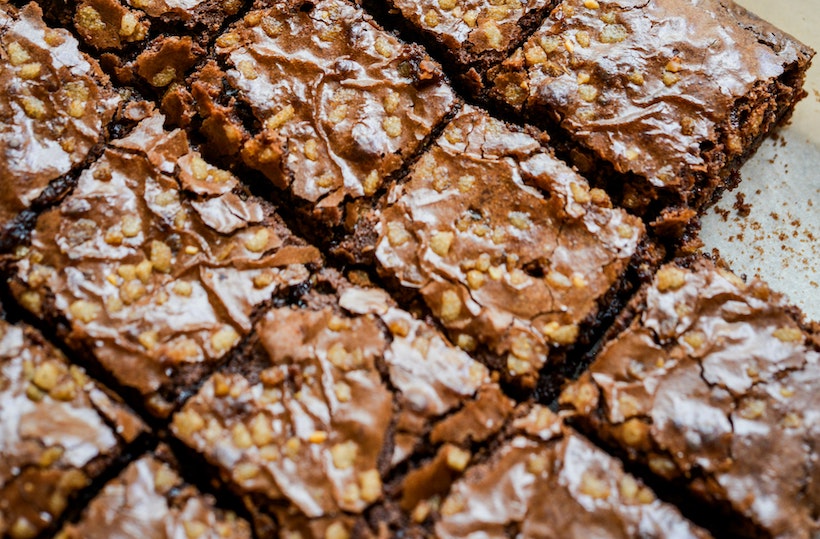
[386,222,412,247]
[655,266,687,292]
[325,522,349,539]
[600,24,628,43]
[211,326,239,354]
[69,300,101,323]
[359,469,382,502]
[138,330,159,351]
[8,42,31,66]
[542,322,579,345]
[244,228,270,252]
[773,327,803,343]
[174,408,206,438]
[430,231,454,257]
[579,471,610,499]
[150,240,172,273]
[445,446,471,471]
[331,441,358,469]
[266,105,295,131]
[480,20,503,49]
[382,116,402,138]
[374,36,394,58]
[20,96,46,120]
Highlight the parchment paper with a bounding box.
[700,0,820,320]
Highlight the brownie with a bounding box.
[188,0,457,249]
[8,112,322,417]
[487,0,814,227]
[57,446,253,539]
[0,2,120,246]
[0,315,146,539]
[29,0,244,100]
[436,405,710,538]
[362,0,558,78]
[171,270,515,536]
[560,258,820,537]
[375,105,646,387]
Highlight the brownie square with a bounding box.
[171,270,515,536]
[57,446,252,539]
[435,406,710,538]
[375,105,646,387]
[0,3,120,245]
[488,0,814,225]
[0,316,146,539]
[363,0,558,76]
[561,258,820,537]
[8,112,322,417]
[190,0,457,245]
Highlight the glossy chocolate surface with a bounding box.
[563,259,820,537]
[0,3,119,228]
[215,0,456,223]
[10,113,321,416]
[437,406,710,538]
[0,318,145,538]
[376,105,643,380]
[172,274,512,533]
[58,451,252,539]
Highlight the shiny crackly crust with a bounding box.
[488,0,814,216]
[0,318,146,539]
[0,2,120,230]
[435,405,711,538]
[57,448,252,539]
[199,0,456,227]
[171,272,515,537]
[561,258,820,537]
[380,0,557,68]
[375,105,644,385]
[8,113,322,417]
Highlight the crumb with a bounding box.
[733,193,751,217]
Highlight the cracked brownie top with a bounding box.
[9,113,321,416]
[0,317,145,538]
[376,105,643,384]
[561,258,820,538]
[203,0,456,225]
[0,3,120,229]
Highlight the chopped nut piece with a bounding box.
[655,266,687,292]
[266,105,295,130]
[773,327,803,343]
[211,327,239,354]
[69,300,101,323]
[430,231,454,256]
[244,228,270,252]
[359,470,382,502]
[331,441,358,469]
[439,290,462,322]
[445,446,471,471]
[150,240,172,273]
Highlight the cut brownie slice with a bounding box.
[171,270,515,536]
[375,105,646,388]
[30,0,243,99]
[436,406,710,538]
[0,2,120,246]
[361,0,558,78]
[488,0,814,227]
[8,112,322,417]
[191,0,456,252]
[560,258,820,537]
[57,446,252,539]
[0,315,146,539]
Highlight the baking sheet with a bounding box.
[700,0,820,320]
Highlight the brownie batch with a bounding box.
[0,0,815,537]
